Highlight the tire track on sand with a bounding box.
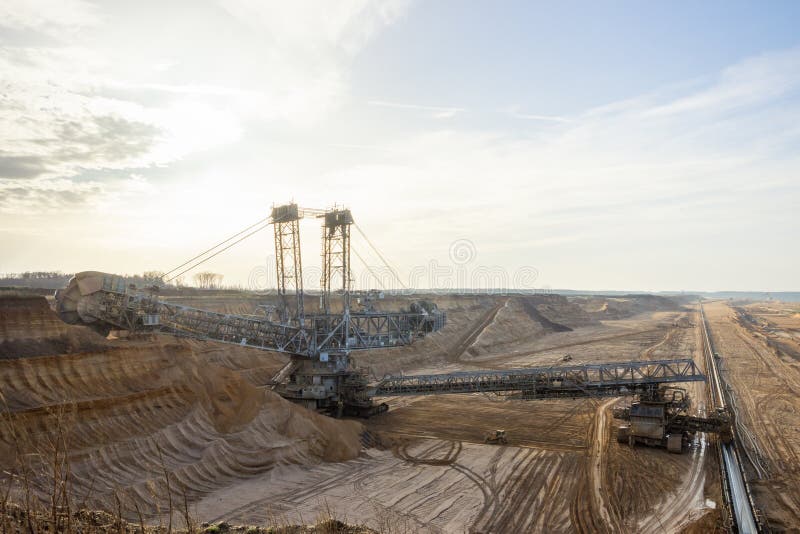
[589,398,621,532]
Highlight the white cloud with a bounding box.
[0,0,100,37]
[502,105,570,122]
[301,48,800,289]
[368,100,465,119]
[643,48,800,117]
[218,0,410,55]
[0,46,161,180]
[510,113,570,122]
[211,0,413,123]
[0,1,413,214]
[1,4,797,290]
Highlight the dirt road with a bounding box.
[589,397,621,532]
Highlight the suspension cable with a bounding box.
[163,216,271,278]
[353,223,407,290]
[164,222,271,282]
[352,246,387,290]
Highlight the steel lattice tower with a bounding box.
[271,203,304,324]
[320,208,353,315]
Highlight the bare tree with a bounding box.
[142,271,165,287]
[192,272,223,289]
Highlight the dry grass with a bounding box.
[0,501,383,533]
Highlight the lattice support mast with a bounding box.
[271,203,304,325]
[320,208,353,315]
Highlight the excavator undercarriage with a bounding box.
[614,387,732,453]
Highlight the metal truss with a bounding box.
[370,358,705,398]
[272,203,304,324]
[159,302,312,353]
[74,284,444,357]
[320,208,352,314]
[306,311,437,353]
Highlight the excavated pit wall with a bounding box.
[0,295,363,521]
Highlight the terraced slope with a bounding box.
[0,296,363,522]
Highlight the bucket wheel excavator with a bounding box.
[55,203,445,417]
[53,201,733,452]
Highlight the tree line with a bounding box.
[0,271,225,290]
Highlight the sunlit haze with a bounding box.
[2,0,799,292]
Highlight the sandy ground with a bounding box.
[196,296,716,532]
[704,300,800,531]
[0,292,726,532]
[0,296,363,521]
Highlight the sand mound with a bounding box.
[0,296,363,521]
[574,294,682,320]
[472,298,547,345]
[520,295,595,329]
[0,295,109,358]
[352,294,599,374]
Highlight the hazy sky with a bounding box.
[1,0,799,292]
